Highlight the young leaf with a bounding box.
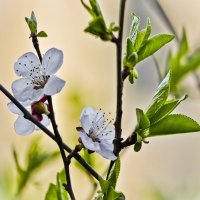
[138,34,175,62]
[45,183,58,200]
[84,17,112,40]
[126,38,135,58]
[31,11,37,24]
[178,28,188,58]
[81,0,95,17]
[37,31,48,37]
[146,73,170,119]
[149,95,188,125]
[56,170,69,200]
[89,0,102,17]
[136,108,150,130]
[148,114,200,137]
[108,158,120,189]
[134,18,151,52]
[129,14,140,44]
[25,17,37,33]
[45,170,69,200]
[134,142,142,152]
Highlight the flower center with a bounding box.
[88,130,101,143]
[32,75,49,89]
[87,109,114,143]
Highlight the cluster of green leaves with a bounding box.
[81,0,119,41]
[25,11,48,38]
[13,137,59,195]
[133,72,200,151]
[95,158,125,200]
[165,30,200,95]
[45,170,69,200]
[123,14,174,83]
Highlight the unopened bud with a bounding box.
[31,102,50,116]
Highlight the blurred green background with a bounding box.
[0,0,200,199]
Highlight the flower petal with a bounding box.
[7,102,23,115]
[35,115,50,130]
[14,116,35,135]
[14,52,41,77]
[99,141,116,160]
[80,107,104,132]
[78,130,100,152]
[12,78,44,103]
[12,78,34,102]
[43,75,65,96]
[42,48,63,75]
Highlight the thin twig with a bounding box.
[113,0,127,156]
[47,96,75,200]
[0,84,100,181]
[32,33,76,198]
[107,0,127,181]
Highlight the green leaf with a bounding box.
[126,38,135,58]
[178,28,188,58]
[136,108,150,130]
[146,73,170,120]
[81,0,95,17]
[31,11,37,24]
[45,183,58,200]
[108,158,120,189]
[25,17,37,33]
[150,95,188,125]
[37,31,48,37]
[85,17,111,40]
[129,14,140,44]
[138,34,174,62]
[56,170,69,200]
[99,177,109,194]
[134,18,151,52]
[109,22,119,32]
[134,142,142,152]
[107,187,125,200]
[89,0,102,17]
[148,114,200,137]
[45,170,69,200]
[170,49,200,94]
[128,70,134,84]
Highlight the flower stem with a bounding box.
[31,33,76,199]
[32,33,43,62]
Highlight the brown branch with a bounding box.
[113,0,127,156]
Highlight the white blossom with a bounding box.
[77,107,116,160]
[12,48,65,104]
[7,102,50,135]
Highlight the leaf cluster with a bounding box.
[95,158,125,200]
[81,0,119,41]
[45,170,69,200]
[124,14,174,83]
[165,30,200,94]
[25,11,48,38]
[133,72,200,151]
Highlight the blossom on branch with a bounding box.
[77,107,116,160]
[7,101,50,135]
[12,48,65,104]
